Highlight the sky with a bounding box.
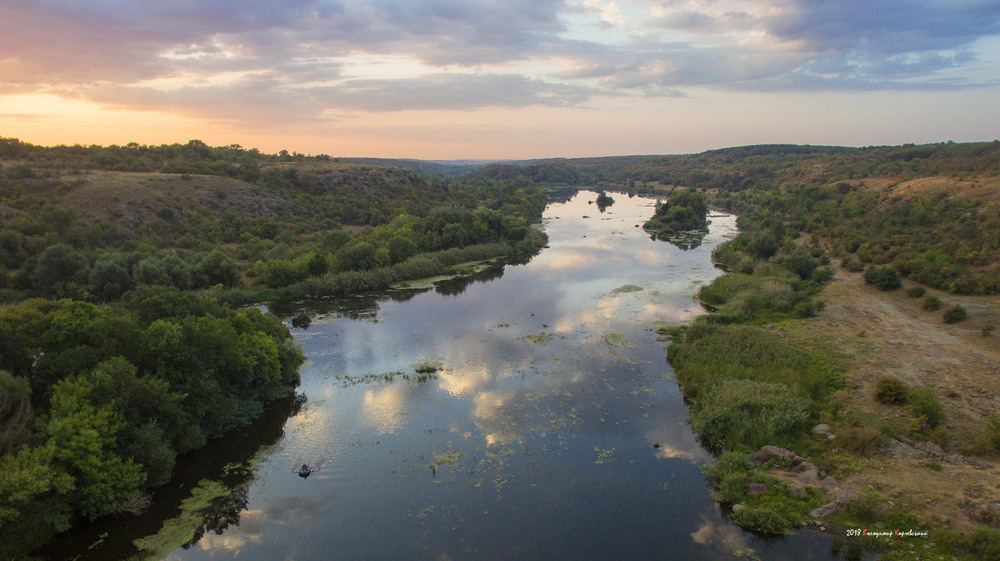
[1,0,999,159]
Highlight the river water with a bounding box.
[35,190,837,561]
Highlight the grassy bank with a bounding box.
[665,228,1000,560]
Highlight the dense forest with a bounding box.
[0,137,549,558]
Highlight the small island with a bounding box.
[642,188,709,249]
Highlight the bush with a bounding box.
[984,323,996,337]
[842,258,863,272]
[907,387,944,429]
[971,526,1000,561]
[921,294,942,311]
[811,266,835,284]
[874,377,910,404]
[906,286,926,298]
[942,304,968,324]
[780,247,818,280]
[863,265,902,291]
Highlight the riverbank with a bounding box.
[665,239,1000,560]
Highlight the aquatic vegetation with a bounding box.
[520,331,556,344]
[610,284,643,295]
[429,450,461,475]
[593,447,616,464]
[602,333,634,348]
[413,359,444,374]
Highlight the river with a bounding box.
[34,190,837,561]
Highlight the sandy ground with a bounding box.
[784,264,1000,530]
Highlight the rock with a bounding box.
[880,437,971,465]
[821,476,840,492]
[810,501,841,518]
[795,467,821,486]
[834,488,858,502]
[810,488,857,518]
[747,483,769,495]
[732,504,746,513]
[971,502,1000,527]
[787,484,808,497]
[812,423,831,436]
[747,445,796,467]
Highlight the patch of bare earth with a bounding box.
[857,174,1000,210]
[52,172,298,228]
[785,266,1000,531]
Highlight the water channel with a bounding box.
[36,190,837,561]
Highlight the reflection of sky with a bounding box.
[161,192,836,561]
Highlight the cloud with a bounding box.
[630,0,1000,89]
[1,0,998,124]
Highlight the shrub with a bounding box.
[906,286,926,298]
[779,247,819,280]
[921,294,942,311]
[811,266,835,284]
[971,526,1000,561]
[942,305,968,324]
[863,265,902,291]
[972,415,1000,456]
[907,387,944,429]
[984,323,996,337]
[792,299,816,318]
[842,258,863,272]
[874,377,909,404]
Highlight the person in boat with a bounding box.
[298,463,312,478]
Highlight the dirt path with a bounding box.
[785,266,1000,530]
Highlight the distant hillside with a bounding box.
[469,142,1000,189]
[0,138,548,304]
[339,157,488,176]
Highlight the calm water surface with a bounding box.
[37,191,837,561]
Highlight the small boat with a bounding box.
[298,464,312,478]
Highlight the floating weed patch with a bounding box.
[521,331,557,344]
[603,333,634,348]
[594,447,617,464]
[431,449,461,467]
[610,284,644,295]
[336,369,437,387]
[413,358,444,373]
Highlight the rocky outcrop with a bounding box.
[879,437,977,466]
[746,445,858,518]
[810,488,859,518]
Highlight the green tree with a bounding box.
[46,375,145,518]
[387,236,418,263]
[89,254,132,301]
[193,249,240,288]
[29,243,90,297]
